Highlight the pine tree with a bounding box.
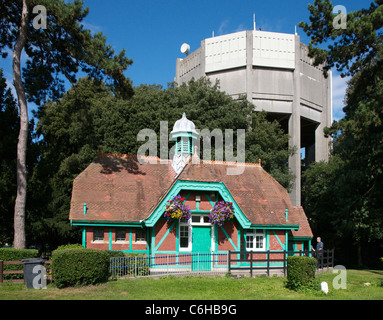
[0,0,133,248]
[300,0,383,265]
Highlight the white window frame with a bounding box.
[246,230,265,252]
[179,215,214,252]
[92,227,105,243]
[115,229,127,242]
[134,229,146,244]
[179,221,192,252]
[190,214,210,226]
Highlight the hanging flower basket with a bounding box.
[164,195,191,221]
[208,201,235,226]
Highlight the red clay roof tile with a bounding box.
[69,153,312,238]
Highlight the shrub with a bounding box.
[54,244,84,251]
[286,256,319,291]
[104,250,125,259]
[0,248,39,280]
[52,248,109,288]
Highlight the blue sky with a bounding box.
[0,0,372,120]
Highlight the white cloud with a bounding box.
[217,19,229,36]
[234,23,246,32]
[332,73,350,121]
[81,21,103,35]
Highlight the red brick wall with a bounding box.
[269,230,286,250]
[216,221,239,251]
[85,226,148,251]
[86,226,110,250]
[294,241,306,251]
[154,219,176,251]
[181,190,217,211]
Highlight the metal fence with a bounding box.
[110,249,334,279]
[110,252,228,279]
[228,249,334,277]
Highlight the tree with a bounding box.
[29,77,134,247]
[298,0,383,78]
[132,77,295,189]
[299,0,383,265]
[0,68,19,245]
[0,0,133,248]
[29,77,295,249]
[246,111,295,191]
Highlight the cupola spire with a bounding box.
[171,113,198,174]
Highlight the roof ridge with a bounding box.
[200,158,262,167]
[99,152,161,161]
[99,152,262,168]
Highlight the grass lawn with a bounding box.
[0,269,382,300]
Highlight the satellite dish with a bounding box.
[180,43,190,55]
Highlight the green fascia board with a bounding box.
[144,180,252,228]
[71,220,143,228]
[289,236,313,240]
[171,132,198,139]
[250,224,300,230]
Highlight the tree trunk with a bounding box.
[357,242,363,267]
[13,0,29,249]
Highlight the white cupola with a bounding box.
[171,113,198,174]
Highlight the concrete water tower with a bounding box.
[175,29,332,206]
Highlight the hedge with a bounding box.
[0,248,39,280]
[286,255,319,291]
[54,244,84,251]
[52,248,109,288]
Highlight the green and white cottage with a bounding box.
[69,113,313,272]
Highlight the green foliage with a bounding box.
[246,111,295,191]
[298,0,383,78]
[0,248,39,260]
[286,256,319,291]
[104,250,125,259]
[27,77,295,249]
[0,248,39,280]
[130,78,295,189]
[302,156,345,245]
[54,244,84,251]
[300,0,383,266]
[28,78,129,247]
[0,0,134,104]
[1,0,134,249]
[0,69,18,245]
[52,248,109,288]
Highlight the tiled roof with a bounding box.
[69,154,176,223]
[69,153,312,238]
[178,159,312,237]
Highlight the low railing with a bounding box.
[109,249,334,279]
[228,249,334,276]
[0,260,52,283]
[110,252,228,279]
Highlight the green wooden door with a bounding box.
[192,226,211,271]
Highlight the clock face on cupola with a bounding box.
[170,113,199,174]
